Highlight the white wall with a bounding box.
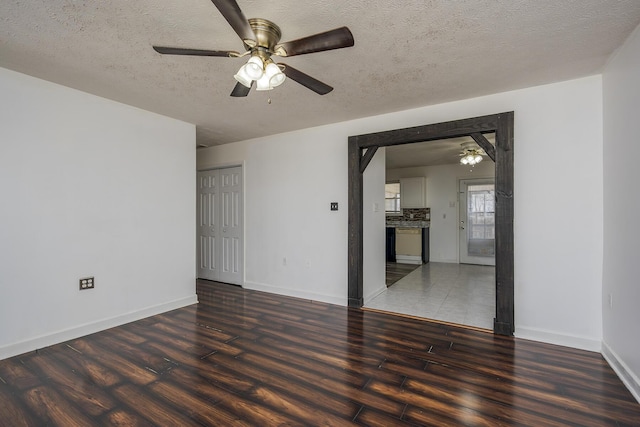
[198,74,603,351]
[602,23,640,400]
[387,161,495,263]
[0,68,197,360]
[363,148,387,302]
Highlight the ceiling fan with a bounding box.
[459,142,485,165]
[152,0,354,97]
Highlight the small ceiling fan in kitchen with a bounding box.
[459,142,486,165]
[152,0,355,97]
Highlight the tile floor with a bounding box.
[365,262,496,330]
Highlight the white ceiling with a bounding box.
[386,135,495,169]
[2,1,639,147]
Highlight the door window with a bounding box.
[467,184,495,257]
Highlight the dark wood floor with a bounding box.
[386,262,420,286]
[1,280,639,426]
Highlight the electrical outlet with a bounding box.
[609,293,613,308]
[79,277,94,290]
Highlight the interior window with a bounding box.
[385,182,401,214]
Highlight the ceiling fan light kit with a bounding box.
[243,56,265,80]
[152,0,354,97]
[460,153,484,165]
[459,142,485,165]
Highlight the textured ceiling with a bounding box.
[386,134,495,169]
[2,1,640,147]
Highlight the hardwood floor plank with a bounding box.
[112,384,202,426]
[23,386,95,426]
[25,352,117,417]
[237,351,408,417]
[0,357,42,390]
[355,407,422,426]
[65,339,157,385]
[143,341,256,393]
[386,262,421,286]
[0,280,638,426]
[0,384,38,427]
[48,345,122,388]
[104,409,155,427]
[201,350,362,419]
[248,385,361,426]
[149,379,253,426]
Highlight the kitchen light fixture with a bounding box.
[459,142,485,165]
[234,54,286,91]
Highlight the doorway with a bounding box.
[348,113,514,335]
[459,179,496,266]
[197,166,243,285]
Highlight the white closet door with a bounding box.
[197,167,243,284]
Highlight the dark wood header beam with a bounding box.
[353,114,499,149]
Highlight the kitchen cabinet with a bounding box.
[400,177,426,208]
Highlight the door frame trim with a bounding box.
[348,112,514,335]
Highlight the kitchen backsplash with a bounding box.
[386,208,430,222]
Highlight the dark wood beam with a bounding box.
[353,114,499,149]
[470,132,496,162]
[359,147,378,174]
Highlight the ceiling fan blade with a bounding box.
[274,27,354,57]
[230,81,252,97]
[210,0,255,44]
[280,64,333,95]
[153,46,239,57]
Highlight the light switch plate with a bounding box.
[330,202,338,211]
[79,277,94,290]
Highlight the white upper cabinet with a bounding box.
[400,177,426,208]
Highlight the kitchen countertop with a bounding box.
[386,220,430,228]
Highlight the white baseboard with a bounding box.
[515,326,602,352]
[428,258,458,263]
[364,284,387,303]
[395,255,422,265]
[243,281,346,306]
[602,341,640,403]
[0,294,198,361]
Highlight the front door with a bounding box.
[197,167,243,284]
[459,179,496,266]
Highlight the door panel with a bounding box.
[197,171,218,280]
[219,167,242,283]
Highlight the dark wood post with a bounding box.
[493,111,514,334]
[348,136,364,307]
